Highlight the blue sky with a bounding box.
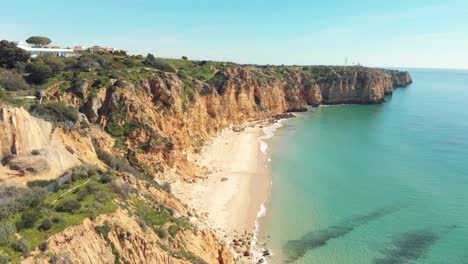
[1,0,467,68]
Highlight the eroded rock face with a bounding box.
[87,66,411,179]
[304,84,323,107]
[1,65,411,264]
[23,192,235,264]
[0,107,101,184]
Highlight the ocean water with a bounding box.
[258,69,468,264]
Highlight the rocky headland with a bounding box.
[0,61,412,264]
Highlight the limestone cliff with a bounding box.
[0,106,101,184]
[0,64,411,264]
[21,172,235,264]
[75,66,411,180]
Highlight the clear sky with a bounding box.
[1,0,467,69]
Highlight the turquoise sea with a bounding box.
[259,69,468,264]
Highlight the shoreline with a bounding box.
[172,119,282,262]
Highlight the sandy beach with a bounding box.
[173,124,272,239]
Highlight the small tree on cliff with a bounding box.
[26,36,52,48]
[143,54,176,73]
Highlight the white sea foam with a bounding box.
[258,120,283,155]
[251,120,284,263]
[251,203,269,263]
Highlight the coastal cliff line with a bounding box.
[77,65,412,181]
[0,59,412,264]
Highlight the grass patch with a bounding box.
[0,170,117,263]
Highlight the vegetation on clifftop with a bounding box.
[0,37,411,263]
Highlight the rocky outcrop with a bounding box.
[22,173,235,264]
[0,107,101,184]
[78,66,411,179]
[0,64,412,264]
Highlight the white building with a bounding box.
[17,45,74,57]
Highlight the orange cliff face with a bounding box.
[0,107,102,184]
[21,173,235,264]
[76,66,411,181]
[0,108,236,264]
[0,65,411,264]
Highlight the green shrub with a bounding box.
[95,191,111,203]
[86,201,104,220]
[99,173,113,184]
[0,221,16,244]
[26,179,55,188]
[208,72,229,95]
[168,225,180,237]
[51,215,62,223]
[144,54,176,72]
[30,102,79,125]
[25,62,53,84]
[0,255,8,264]
[86,182,100,194]
[92,77,110,88]
[12,238,31,256]
[95,147,144,179]
[156,227,168,239]
[38,218,53,231]
[182,78,196,101]
[0,40,30,69]
[0,88,5,99]
[0,186,46,220]
[95,223,111,240]
[43,55,65,72]
[71,78,88,98]
[77,57,100,72]
[0,70,30,91]
[62,57,78,70]
[15,209,41,230]
[16,187,47,208]
[55,199,81,214]
[76,189,88,201]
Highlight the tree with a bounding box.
[0,40,30,69]
[25,36,52,47]
[181,56,188,60]
[143,54,176,73]
[143,53,157,66]
[25,62,53,84]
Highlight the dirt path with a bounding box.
[52,178,91,205]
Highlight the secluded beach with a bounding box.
[173,124,271,239]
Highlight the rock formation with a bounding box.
[0,107,101,184]
[77,65,411,180]
[0,64,411,264]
